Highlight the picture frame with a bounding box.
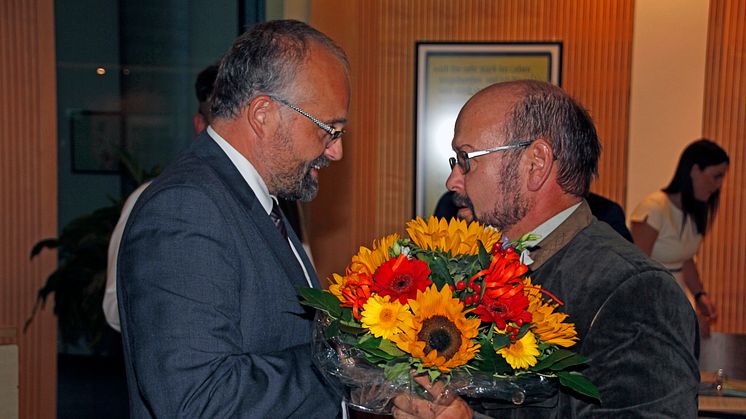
[414,42,562,217]
[69,110,123,174]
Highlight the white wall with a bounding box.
[626,0,710,214]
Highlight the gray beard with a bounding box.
[476,159,529,232]
[273,154,330,202]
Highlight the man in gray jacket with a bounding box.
[393,80,699,418]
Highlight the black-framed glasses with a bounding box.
[449,140,533,174]
[271,96,345,141]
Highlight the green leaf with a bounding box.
[428,253,452,289]
[492,333,511,350]
[297,288,342,317]
[557,371,601,402]
[550,353,589,371]
[532,348,577,372]
[384,362,411,382]
[473,337,511,374]
[378,338,406,357]
[477,241,491,269]
[324,320,340,339]
[357,335,397,362]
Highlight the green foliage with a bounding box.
[473,337,512,374]
[25,153,159,349]
[557,371,602,402]
[298,288,343,318]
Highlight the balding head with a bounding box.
[446,80,601,237]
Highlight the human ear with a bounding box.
[525,139,554,192]
[246,95,276,139]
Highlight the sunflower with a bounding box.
[350,234,400,275]
[328,271,373,319]
[497,330,540,370]
[360,294,414,339]
[406,216,502,256]
[524,279,578,347]
[394,285,481,372]
[372,254,432,303]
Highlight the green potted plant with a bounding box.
[26,153,159,352]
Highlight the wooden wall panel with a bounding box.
[310,0,634,281]
[700,0,746,334]
[0,0,58,417]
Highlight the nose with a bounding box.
[324,137,343,161]
[446,164,464,193]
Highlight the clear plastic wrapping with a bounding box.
[311,311,559,415]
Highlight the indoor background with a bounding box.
[2,0,744,417]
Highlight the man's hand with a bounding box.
[391,375,473,419]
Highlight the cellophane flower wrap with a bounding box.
[300,217,600,414]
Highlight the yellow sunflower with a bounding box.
[360,294,414,339]
[524,279,578,347]
[498,330,540,370]
[350,233,400,275]
[406,216,502,256]
[394,285,481,372]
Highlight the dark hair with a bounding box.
[195,64,219,103]
[503,80,601,196]
[195,64,219,120]
[210,20,349,119]
[663,139,729,235]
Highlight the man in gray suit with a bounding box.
[117,20,349,418]
[393,80,699,418]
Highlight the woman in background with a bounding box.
[630,139,729,334]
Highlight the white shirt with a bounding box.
[522,202,583,265]
[207,127,312,288]
[102,128,315,332]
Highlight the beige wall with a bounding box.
[626,0,710,214]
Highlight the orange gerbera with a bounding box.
[328,270,374,319]
[472,247,528,300]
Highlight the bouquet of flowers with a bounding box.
[300,216,600,414]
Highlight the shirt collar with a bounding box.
[207,126,274,215]
[524,201,583,249]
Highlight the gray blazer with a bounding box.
[117,133,340,418]
[472,201,699,418]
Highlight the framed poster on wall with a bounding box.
[415,42,562,217]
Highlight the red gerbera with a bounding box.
[372,254,432,304]
[473,294,532,329]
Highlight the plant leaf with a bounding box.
[297,288,342,317]
[557,371,601,402]
[477,241,491,269]
[428,253,451,288]
[384,362,411,382]
[30,238,59,259]
[550,353,589,371]
[473,337,511,374]
[532,348,576,372]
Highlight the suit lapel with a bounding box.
[528,200,593,270]
[191,135,310,288]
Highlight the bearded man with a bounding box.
[117,20,349,418]
[393,80,699,418]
